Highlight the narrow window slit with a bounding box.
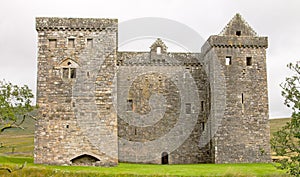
[242,93,244,104]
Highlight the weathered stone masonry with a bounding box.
[35,14,271,166]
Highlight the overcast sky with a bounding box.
[0,0,299,118]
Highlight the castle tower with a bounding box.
[35,18,119,166]
[202,14,271,163]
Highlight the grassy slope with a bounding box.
[0,117,34,156]
[269,118,291,136]
[0,118,292,177]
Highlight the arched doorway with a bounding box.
[161,152,168,164]
[70,154,100,166]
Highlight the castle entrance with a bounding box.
[161,152,169,164]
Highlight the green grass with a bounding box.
[0,118,293,176]
[0,156,289,177]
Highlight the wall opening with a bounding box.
[156,47,161,55]
[201,101,204,112]
[242,93,244,104]
[49,39,57,48]
[68,38,75,48]
[161,152,169,164]
[236,31,241,36]
[87,38,93,48]
[59,59,79,79]
[201,122,205,131]
[71,154,100,166]
[225,56,232,65]
[127,99,133,111]
[246,57,252,66]
[186,103,191,114]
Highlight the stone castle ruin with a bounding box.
[35,14,271,166]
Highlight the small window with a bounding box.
[246,57,252,66]
[225,56,232,65]
[236,31,241,36]
[59,59,79,79]
[68,38,75,48]
[70,68,76,78]
[201,101,205,112]
[157,47,161,55]
[127,99,133,111]
[62,68,76,79]
[87,38,93,48]
[186,103,191,114]
[63,68,69,78]
[242,93,244,104]
[49,39,57,48]
[201,122,205,130]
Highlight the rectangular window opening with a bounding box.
[68,38,75,48]
[127,99,133,111]
[70,68,76,78]
[62,68,69,79]
[246,57,252,66]
[49,39,57,48]
[186,103,191,114]
[87,38,93,48]
[225,56,232,66]
[201,101,205,112]
[236,31,241,36]
[157,47,161,55]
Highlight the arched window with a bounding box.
[58,59,79,79]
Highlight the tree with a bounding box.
[0,80,36,133]
[271,62,300,176]
[0,80,35,173]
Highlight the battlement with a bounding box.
[207,35,268,48]
[36,17,118,31]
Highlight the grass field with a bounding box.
[0,117,292,176]
[0,156,289,177]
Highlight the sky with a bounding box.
[0,0,299,118]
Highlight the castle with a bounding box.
[34,14,271,166]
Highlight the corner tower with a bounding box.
[202,14,271,163]
[35,18,119,166]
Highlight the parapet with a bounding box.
[36,17,118,31]
[207,35,268,48]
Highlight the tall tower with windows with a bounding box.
[35,18,119,166]
[202,14,271,163]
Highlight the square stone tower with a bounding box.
[35,18,119,166]
[202,14,271,163]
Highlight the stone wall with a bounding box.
[116,44,211,164]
